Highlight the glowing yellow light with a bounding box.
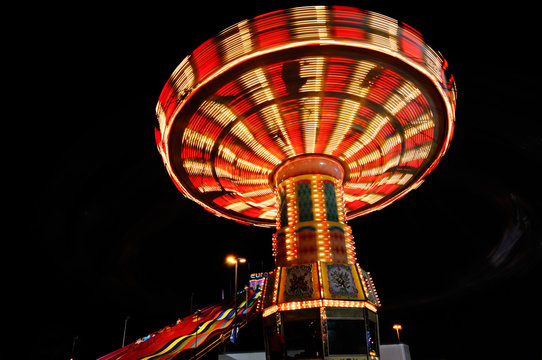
[226,256,246,264]
[262,299,378,317]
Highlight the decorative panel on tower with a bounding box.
[278,264,320,303]
[321,262,365,300]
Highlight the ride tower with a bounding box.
[155,6,456,359]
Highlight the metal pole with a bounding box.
[122,316,130,347]
[70,335,78,360]
[232,261,238,345]
[393,324,402,344]
[245,285,249,315]
[234,261,238,323]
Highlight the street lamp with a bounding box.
[226,255,246,343]
[392,324,402,343]
[226,255,247,301]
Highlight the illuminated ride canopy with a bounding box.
[155,6,456,227]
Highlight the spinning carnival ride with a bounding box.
[106,5,457,360]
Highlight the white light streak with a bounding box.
[183,128,215,152]
[291,6,329,40]
[342,113,390,159]
[368,11,399,52]
[183,159,213,176]
[199,100,237,127]
[231,122,281,165]
[225,202,252,212]
[324,61,376,155]
[220,20,254,64]
[299,57,324,153]
[382,81,421,115]
[359,193,385,204]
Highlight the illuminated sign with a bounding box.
[250,271,273,279]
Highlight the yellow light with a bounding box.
[262,299,378,317]
[226,255,246,264]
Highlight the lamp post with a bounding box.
[226,255,246,342]
[226,256,247,306]
[393,324,402,343]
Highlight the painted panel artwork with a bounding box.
[324,263,363,300]
[282,264,316,302]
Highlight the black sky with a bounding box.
[16,1,542,359]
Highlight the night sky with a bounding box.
[18,1,541,359]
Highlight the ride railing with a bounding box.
[97,287,262,360]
